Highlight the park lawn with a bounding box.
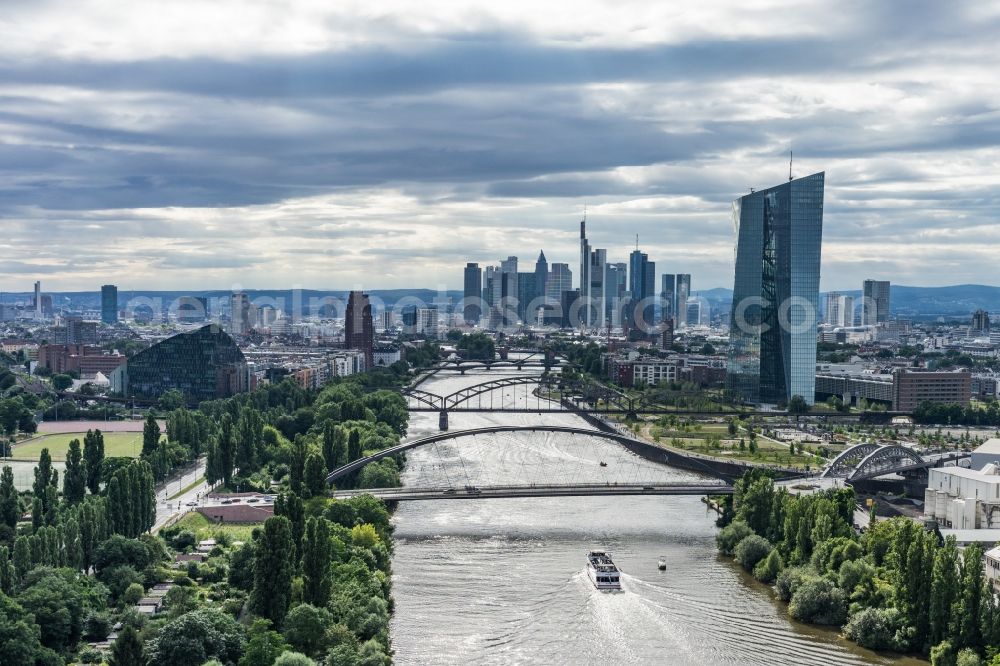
[11,431,153,461]
[173,510,260,543]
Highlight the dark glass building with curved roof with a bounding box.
[117,325,248,401]
[726,172,824,406]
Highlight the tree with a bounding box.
[788,395,811,414]
[250,516,295,627]
[236,407,264,474]
[322,423,347,470]
[51,374,73,391]
[347,429,362,462]
[274,492,305,565]
[930,536,959,648]
[0,466,20,531]
[301,517,332,607]
[63,438,87,504]
[239,619,289,666]
[953,543,984,651]
[844,607,903,652]
[788,577,847,625]
[108,625,145,666]
[32,448,56,516]
[282,604,334,657]
[158,389,186,411]
[303,452,327,499]
[274,653,316,666]
[734,534,771,571]
[142,413,161,457]
[0,592,48,665]
[753,548,783,584]
[217,414,236,487]
[18,567,87,653]
[146,608,246,666]
[83,430,105,494]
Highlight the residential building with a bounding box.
[52,317,98,345]
[862,279,891,326]
[38,344,125,378]
[101,284,118,324]
[726,172,824,405]
[416,308,439,338]
[344,291,374,368]
[972,309,991,335]
[113,325,248,401]
[463,263,482,325]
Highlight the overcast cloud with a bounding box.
[1,0,999,292]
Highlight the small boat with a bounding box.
[657,557,666,570]
[599,461,608,467]
[587,551,622,590]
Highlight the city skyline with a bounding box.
[2,2,1000,291]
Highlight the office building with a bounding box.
[661,274,675,325]
[579,216,590,319]
[972,309,991,335]
[627,249,656,336]
[825,292,855,328]
[606,263,628,326]
[546,264,573,301]
[862,279,891,326]
[34,281,41,319]
[101,284,118,324]
[231,292,251,336]
[534,251,548,304]
[588,248,607,328]
[114,325,248,401]
[726,172,825,405]
[892,368,971,412]
[675,274,691,328]
[416,308,439,338]
[174,296,209,323]
[463,263,482,325]
[344,291,374,368]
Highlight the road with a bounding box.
[153,459,210,531]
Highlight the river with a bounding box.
[389,367,923,665]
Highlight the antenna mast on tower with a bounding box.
[789,150,794,182]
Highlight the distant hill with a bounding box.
[695,284,1000,319]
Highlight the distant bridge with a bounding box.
[332,481,733,501]
[820,442,970,481]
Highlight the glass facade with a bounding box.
[726,172,824,405]
[124,325,248,401]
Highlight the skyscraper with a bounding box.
[675,274,691,328]
[862,279,891,326]
[660,273,675,324]
[230,292,250,336]
[588,248,607,328]
[606,263,628,326]
[345,290,374,368]
[546,263,573,301]
[726,172,825,406]
[627,249,655,335]
[534,250,548,304]
[101,284,118,324]
[34,281,41,319]
[825,292,854,327]
[463,263,482,325]
[579,215,590,314]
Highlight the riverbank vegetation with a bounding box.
[0,362,414,664]
[718,470,1000,663]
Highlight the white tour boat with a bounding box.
[587,550,622,590]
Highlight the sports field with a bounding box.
[11,431,152,461]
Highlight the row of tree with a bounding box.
[717,471,1000,662]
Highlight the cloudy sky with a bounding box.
[1,0,999,293]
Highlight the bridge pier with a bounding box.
[439,410,449,431]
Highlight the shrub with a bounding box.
[838,559,875,594]
[715,521,754,556]
[844,607,903,651]
[789,578,847,626]
[957,648,981,666]
[775,565,812,602]
[274,652,316,666]
[930,641,955,666]
[753,549,783,584]
[734,534,772,571]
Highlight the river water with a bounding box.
[390,368,923,666]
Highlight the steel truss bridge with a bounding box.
[325,424,735,500]
[820,442,970,482]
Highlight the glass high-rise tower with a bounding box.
[726,172,824,406]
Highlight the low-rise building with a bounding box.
[893,368,972,412]
[925,463,1000,529]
